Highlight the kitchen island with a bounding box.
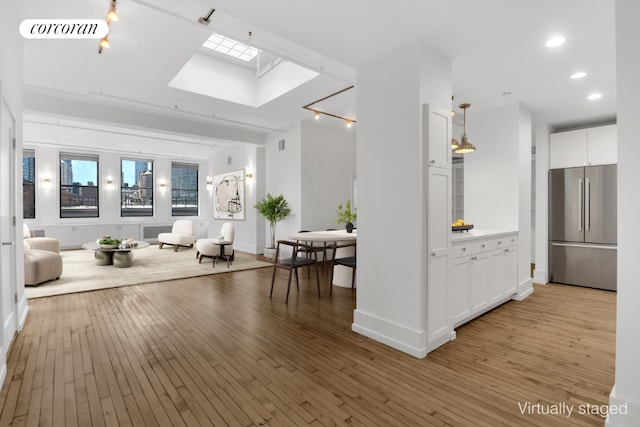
[449,229,518,327]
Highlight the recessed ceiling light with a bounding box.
[588,93,603,100]
[545,36,566,48]
[571,72,587,79]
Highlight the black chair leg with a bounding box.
[270,264,278,298]
[329,261,335,297]
[294,268,300,291]
[286,266,295,304]
[315,262,321,298]
[351,268,356,291]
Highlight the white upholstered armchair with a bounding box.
[158,220,195,251]
[23,224,63,286]
[195,222,235,267]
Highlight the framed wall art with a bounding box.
[213,169,245,220]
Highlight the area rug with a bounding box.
[25,245,272,299]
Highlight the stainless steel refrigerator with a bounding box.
[549,164,617,291]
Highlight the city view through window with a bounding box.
[171,163,198,216]
[121,159,153,217]
[60,154,99,218]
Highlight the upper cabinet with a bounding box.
[587,124,618,166]
[549,124,617,169]
[423,104,452,169]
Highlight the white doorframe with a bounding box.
[0,94,18,359]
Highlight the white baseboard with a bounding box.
[233,243,260,254]
[606,385,640,427]
[18,295,29,331]
[0,357,6,393]
[533,268,548,284]
[352,309,428,359]
[513,277,534,301]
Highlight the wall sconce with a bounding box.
[206,176,213,191]
[246,172,253,179]
[159,180,167,193]
[106,176,114,190]
[42,174,52,189]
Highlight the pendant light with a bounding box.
[450,95,459,150]
[454,103,476,154]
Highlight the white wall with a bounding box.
[301,121,356,231]
[464,104,533,299]
[465,104,522,230]
[533,122,550,284]
[24,142,209,248]
[0,0,26,387]
[207,145,261,253]
[263,125,302,246]
[354,41,451,357]
[607,1,640,425]
[258,121,355,251]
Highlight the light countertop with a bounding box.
[451,229,518,243]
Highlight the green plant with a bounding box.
[337,200,357,224]
[254,193,292,248]
[99,237,121,245]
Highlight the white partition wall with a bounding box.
[354,40,451,357]
[0,0,26,387]
[607,1,640,425]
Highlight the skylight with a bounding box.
[203,33,258,62]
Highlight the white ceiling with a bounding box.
[19,0,617,156]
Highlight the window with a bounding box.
[171,162,198,216]
[120,159,153,217]
[23,149,36,219]
[202,33,259,62]
[60,153,99,218]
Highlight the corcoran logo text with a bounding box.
[19,19,108,39]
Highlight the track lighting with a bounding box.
[107,1,119,22]
[303,86,357,127]
[198,8,215,25]
[98,0,118,54]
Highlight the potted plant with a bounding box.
[337,200,357,233]
[254,193,292,257]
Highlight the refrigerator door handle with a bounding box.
[578,178,583,232]
[585,178,591,232]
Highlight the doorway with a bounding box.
[0,96,18,354]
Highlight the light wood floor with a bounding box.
[0,261,616,426]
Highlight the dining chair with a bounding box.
[270,240,321,304]
[329,241,357,296]
[296,230,327,276]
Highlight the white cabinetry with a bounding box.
[426,167,451,348]
[449,257,470,325]
[424,103,453,352]
[424,104,452,169]
[448,232,518,327]
[587,124,617,165]
[549,124,617,169]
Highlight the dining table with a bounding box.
[286,229,356,288]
